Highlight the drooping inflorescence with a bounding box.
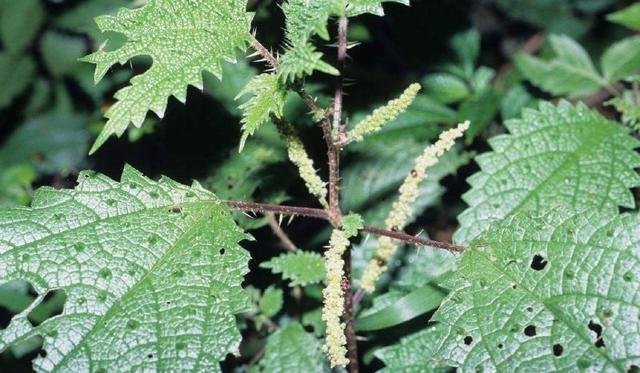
[346,83,421,143]
[359,121,470,293]
[321,213,363,367]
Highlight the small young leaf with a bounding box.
[607,2,640,31]
[601,35,640,82]
[455,101,640,244]
[450,29,480,77]
[261,251,326,287]
[278,42,339,83]
[422,73,470,104]
[237,73,288,150]
[259,286,284,318]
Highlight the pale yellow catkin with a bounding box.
[321,228,351,368]
[359,121,470,293]
[286,133,329,208]
[347,83,421,142]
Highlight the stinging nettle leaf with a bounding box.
[82,0,253,154]
[515,34,606,97]
[261,251,326,287]
[0,166,251,372]
[433,208,640,372]
[455,100,640,244]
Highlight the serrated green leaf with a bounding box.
[40,32,86,78]
[450,29,480,78]
[515,34,606,97]
[607,3,640,31]
[82,0,253,154]
[0,113,90,175]
[257,322,328,372]
[375,325,449,372]
[259,286,284,318]
[434,208,640,372]
[455,101,640,244]
[260,251,325,287]
[0,166,251,372]
[422,73,470,104]
[356,284,446,331]
[237,73,288,150]
[0,0,44,52]
[0,52,35,109]
[282,0,342,44]
[601,36,640,82]
[278,42,339,83]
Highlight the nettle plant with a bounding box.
[2,0,640,372]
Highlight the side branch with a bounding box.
[225,200,465,253]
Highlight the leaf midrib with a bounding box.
[51,203,219,372]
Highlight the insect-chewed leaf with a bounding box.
[433,208,640,372]
[455,100,640,244]
[82,0,253,153]
[0,165,251,372]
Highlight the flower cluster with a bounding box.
[347,83,421,142]
[285,131,328,208]
[359,121,470,293]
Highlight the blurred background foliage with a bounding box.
[0,0,637,371]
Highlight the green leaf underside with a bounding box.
[261,251,325,287]
[0,166,250,372]
[455,101,640,244]
[433,208,640,372]
[515,34,606,97]
[83,0,253,154]
[257,322,328,373]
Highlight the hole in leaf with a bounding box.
[628,365,639,373]
[523,325,536,337]
[39,349,47,358]
[28,289,67,327]
[588,320,605,348]
[463,336,473,345]
[553,344,563,357]
[0,280,37,330]
[497,343,503,349]
[526,307,534,313]
[170,206,182,213]
[219,248,225,255]
[530,255,547,271]
[147,353,154,359]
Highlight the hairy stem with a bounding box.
[225,201,465,252]
[266,213,298,252]
[331,14,358,373]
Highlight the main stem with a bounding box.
[331,14,359,373]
